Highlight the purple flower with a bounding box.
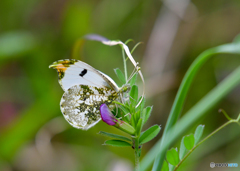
[100,104,117,125]
[100,104,135,135]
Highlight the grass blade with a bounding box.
[140,64,240,171]
[151,40,240,170]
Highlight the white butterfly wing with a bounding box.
[49,59,119,92]
[60,84,118,130]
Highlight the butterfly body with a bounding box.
[50,59,130,130]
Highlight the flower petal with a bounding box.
[100,104,117,125]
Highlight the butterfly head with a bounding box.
[120,84,131,93]
[118,84,131,104]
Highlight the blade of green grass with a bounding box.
[140,42,240,171]
[151,40,240,171]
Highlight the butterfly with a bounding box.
[49,59,130,130]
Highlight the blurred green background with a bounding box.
[0,0,240,171]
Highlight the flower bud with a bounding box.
[100,104,135,135]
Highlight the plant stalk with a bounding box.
[134,138,140,171]
[174,116,240,171]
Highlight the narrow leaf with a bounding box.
[184,134,195,150]
[140,96,145,111]
[134,110,141,124]
[161,160,169,171]
[130,73,138,86]
[118,104,130,117]
[119,106,130,123]
[99,131,131,142]
[130,114,136,128]
[125,39,134,45]
[179,136,188,160]
[137,96,145,112]
[130,85,138,106]
[139,125,161,144]
[194,125,205,145]
[136,118,143,136]
[131,42,143,54]
[166,148,179,166]
[114,68,126,84]
[104,140,132,147]
[142,106,153,125]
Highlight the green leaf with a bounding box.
[184,134,195,150]
[194,125,205,145]
[140,96,145,111]
[119,106,130,122]
[139,125,161,144]
[114,68,126,84]
[130,113,136,128]
[129,85,138,106]
[136,118,143,136]
[161,160,169,171]
[179,136,188,160]
[104,140,132,147]
[98,131,131,142]
[134,110,141,123]
[142,106,153,125]
[166,148,179,166]
[130,73,138,87]
[116,102,130,114]
[137,96,145,112]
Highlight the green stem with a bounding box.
[135,150,140,171]
[122,47,128,83]
[134,137,140,171]
[174,116,240,171]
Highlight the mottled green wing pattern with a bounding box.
[60,85,119,130]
